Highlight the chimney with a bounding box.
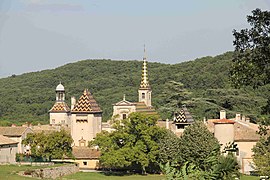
[246,117,250,123]
[166,119,169,129]
[71,96,76,110]
[11,124,16,127]
[220,110,226,119]
[241,115,246,121]
[235,113,241,121]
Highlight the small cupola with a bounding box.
[56,82,65,101]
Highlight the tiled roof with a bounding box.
[0,127,30,136]
[0,135,18,145]
[213,118,235,124]
[207,119,260,142]
[173,106,194,124]
[49,102,70,113]
[135,102,158,115]
[72,89,102,113]
[72,147,100,159]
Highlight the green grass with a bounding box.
[241,175,259,180]
[64,172,164,180]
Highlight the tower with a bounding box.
[138,46,152,107]
[49,83,71,126]
[71,89,102,147]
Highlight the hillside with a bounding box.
[0,51,268,125]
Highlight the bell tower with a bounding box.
[138,46,152,107]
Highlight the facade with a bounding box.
[112,49,157,120]
[207,111,260,175]
[0,126,33,154]
[71,89,102,147]
[49,83,71,126]
[0,135,18,164]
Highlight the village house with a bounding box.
[0,135,18,164]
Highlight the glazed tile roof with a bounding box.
[135,102,158,116]
[0,135,18,145]
[49,102,70,113]
[173,106,194,124]
[72,89,102,113]
[72,147,100,159]
[0,127,30,136]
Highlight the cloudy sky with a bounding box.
[0,0,269,78]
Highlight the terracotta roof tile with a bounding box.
[0,127,30,136]
[0,135,18,145]
[135,102,158,115]
[72,89,102,113]
[49,102,70,113]
[72,147,100,159]
[212,118,235,124]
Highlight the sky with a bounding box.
[0,0,269,78]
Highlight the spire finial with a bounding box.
[139,46,150,89]
[143,44,146,60]
[123,94,126,101]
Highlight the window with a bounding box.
[142,93,145,99]
[122,114,127,119]
[83,161,87,166]
[52,119,55,124]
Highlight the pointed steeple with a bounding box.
[140,45,151,89]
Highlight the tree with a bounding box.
[231,8,270,88]
[252,126,270,176]
[158,130,181,164]
[23,129,73,160]
[90,113,166,173]
[178,121,220,169]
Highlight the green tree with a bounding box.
[178,121,220,168]
[90,113,166,173]
[158,130,181,164]
[252,129,270,176]
[231,8,270,88]
[23,129,73,160]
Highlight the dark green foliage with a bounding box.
[178,121,220,168]
[22,129,73,160]
[90,113,166,173]
[158,130,181,164]
[231,8,270,88]
[0,51,268,125]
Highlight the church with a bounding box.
[112,48,158,120]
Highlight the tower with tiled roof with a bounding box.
[71,89,102,147]
[49,83,71,126]
[138,46,152,107]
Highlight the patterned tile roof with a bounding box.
[49,102,70,113]
[173,106,194,124]
[0,127,30,136]
[72,147,100,159]
[0,135,18,145]
[135,102,158,115]
[72,89,102,113]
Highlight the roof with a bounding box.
[213,118,235,124]
[72,147,100,159]
[135,102,158,115]
[113,99,136,106]
[173,106,194,124]
[0,127,30,136]
[0,135,18,145]
[207,119,260,142]
[49,102,70,113]
[56,83,65,91]
[71,89,102,113]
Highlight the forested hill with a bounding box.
[0,51,268,125]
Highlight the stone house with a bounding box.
[0,135,18,164]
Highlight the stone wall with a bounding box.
[21,164,79,179]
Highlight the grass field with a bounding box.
[0,164,261,180]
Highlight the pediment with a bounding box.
[114,100,135,106]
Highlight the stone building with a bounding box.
[49,83,71,126]
[0,135,18,164]
[71,89,102,147]
[112,48,157,120]
[207,110,260,174]
[0,126,33,154]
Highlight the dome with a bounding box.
[56,83,65,91]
